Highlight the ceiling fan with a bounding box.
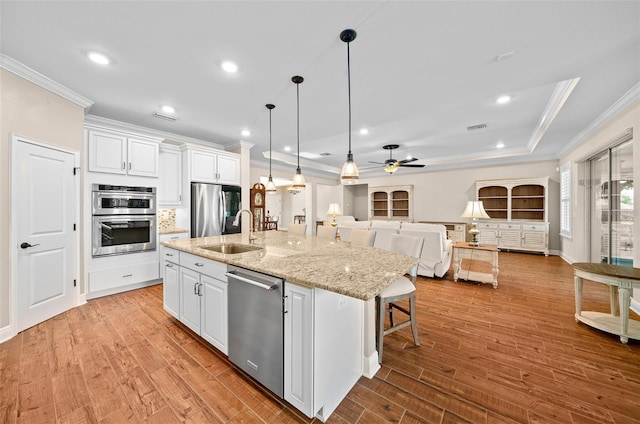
[368,144,425,174]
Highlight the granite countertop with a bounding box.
[162,231,418,301]
[159,227,190,235]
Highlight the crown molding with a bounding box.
[0,54,93,109]
[558,81,640,157]
[84,114,226,149]
[528,78,580,152]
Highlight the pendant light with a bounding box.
[290,75,306,190]
[265,104,277,193]
[340,29,359,185]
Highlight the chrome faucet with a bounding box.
[233,209,257,241]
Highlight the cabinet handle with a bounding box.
[197,283,203,296]
[128,162,132,170]
[195,263,204,267]
[166,263,173,268]
[166,253,174,256]
[194,282,198,294]
[122,161,126,170]
[122,274,133,278]
[179,195,182,201]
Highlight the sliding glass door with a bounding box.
[590,139,634,265]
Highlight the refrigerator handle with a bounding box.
[220,190,226,234]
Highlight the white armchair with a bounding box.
[399,223,452,278]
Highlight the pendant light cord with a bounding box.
[296,81,301,170]
[269,107,273,174]
[347,40,352,155]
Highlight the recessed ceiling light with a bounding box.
[284,146,291,152]
[497,95,511,104]
[496,142,505,148]
[221,61,238,73]
[161,105,175,114]
[87,51,110,65]
[241,129,251,137]
[359,128,369,135]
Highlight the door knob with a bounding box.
[20,242,40,249]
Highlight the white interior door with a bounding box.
[14,137,77,332]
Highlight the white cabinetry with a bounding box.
[161,247,180,319]
[187,147,240,185]
[478,221,549,255]
[87,128,160,177]
[284,282,363,420]
[159,144,183,206]
[476,178,550,255]
[165,251,228,354]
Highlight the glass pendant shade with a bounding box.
[340,153,359,185]
[291,168,305,188]
[265,176,277,193]
[384,163,399,174]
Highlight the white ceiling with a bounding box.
[2,1,639,179]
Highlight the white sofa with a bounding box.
[337,219,452,278]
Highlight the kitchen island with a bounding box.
[162,230,418,421]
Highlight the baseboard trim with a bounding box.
[86,279,161,300]
[362,352,381,379]
[0,324,16,344]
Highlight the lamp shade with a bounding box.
[461,201,491,219]
[327,203,343,217]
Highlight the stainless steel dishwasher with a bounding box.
[226,265,284,398]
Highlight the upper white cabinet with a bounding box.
[158,144,183,206]
[187,147,240,185]
[368,185,413,221]
[87,128,160,177]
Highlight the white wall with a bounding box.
[0,69,86,329]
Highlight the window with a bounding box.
[560,163,571,238]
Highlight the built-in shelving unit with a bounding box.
[368,185,413,221]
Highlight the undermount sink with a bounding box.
[201,243,263,255]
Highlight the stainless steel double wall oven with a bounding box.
[92,184,157,257]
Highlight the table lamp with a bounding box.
[461,201,490,246]
[327,203,343,227]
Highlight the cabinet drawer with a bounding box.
[159,232,189,242]
[89,261,159,293]
[162,247,180,263]
[478,222,498,230]
[179,251,227,279]
[453,224,465,231]
[499,223,521,230]
[522,223,547,231]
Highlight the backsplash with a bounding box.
[158,208,176,232]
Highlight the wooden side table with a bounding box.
[453,242,499,288]
[573,262,640,344]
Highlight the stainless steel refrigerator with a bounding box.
[191,183,242,237]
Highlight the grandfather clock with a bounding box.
[250,182,265,231]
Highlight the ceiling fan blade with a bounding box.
[398,157,418,164]
[368,161,385,165]
[398,163,425,168]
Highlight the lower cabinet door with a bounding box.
[201,275,228,355]
[499,228,521,248]
[180,268,201,334]
[284,282,314,417]
[163,262,180,319]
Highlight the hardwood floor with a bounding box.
[2,252,640,423]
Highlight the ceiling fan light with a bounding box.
[265,176,277,193]
[340,155,359,185]
[384,163,398,174]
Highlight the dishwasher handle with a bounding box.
[226,271,279,291]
